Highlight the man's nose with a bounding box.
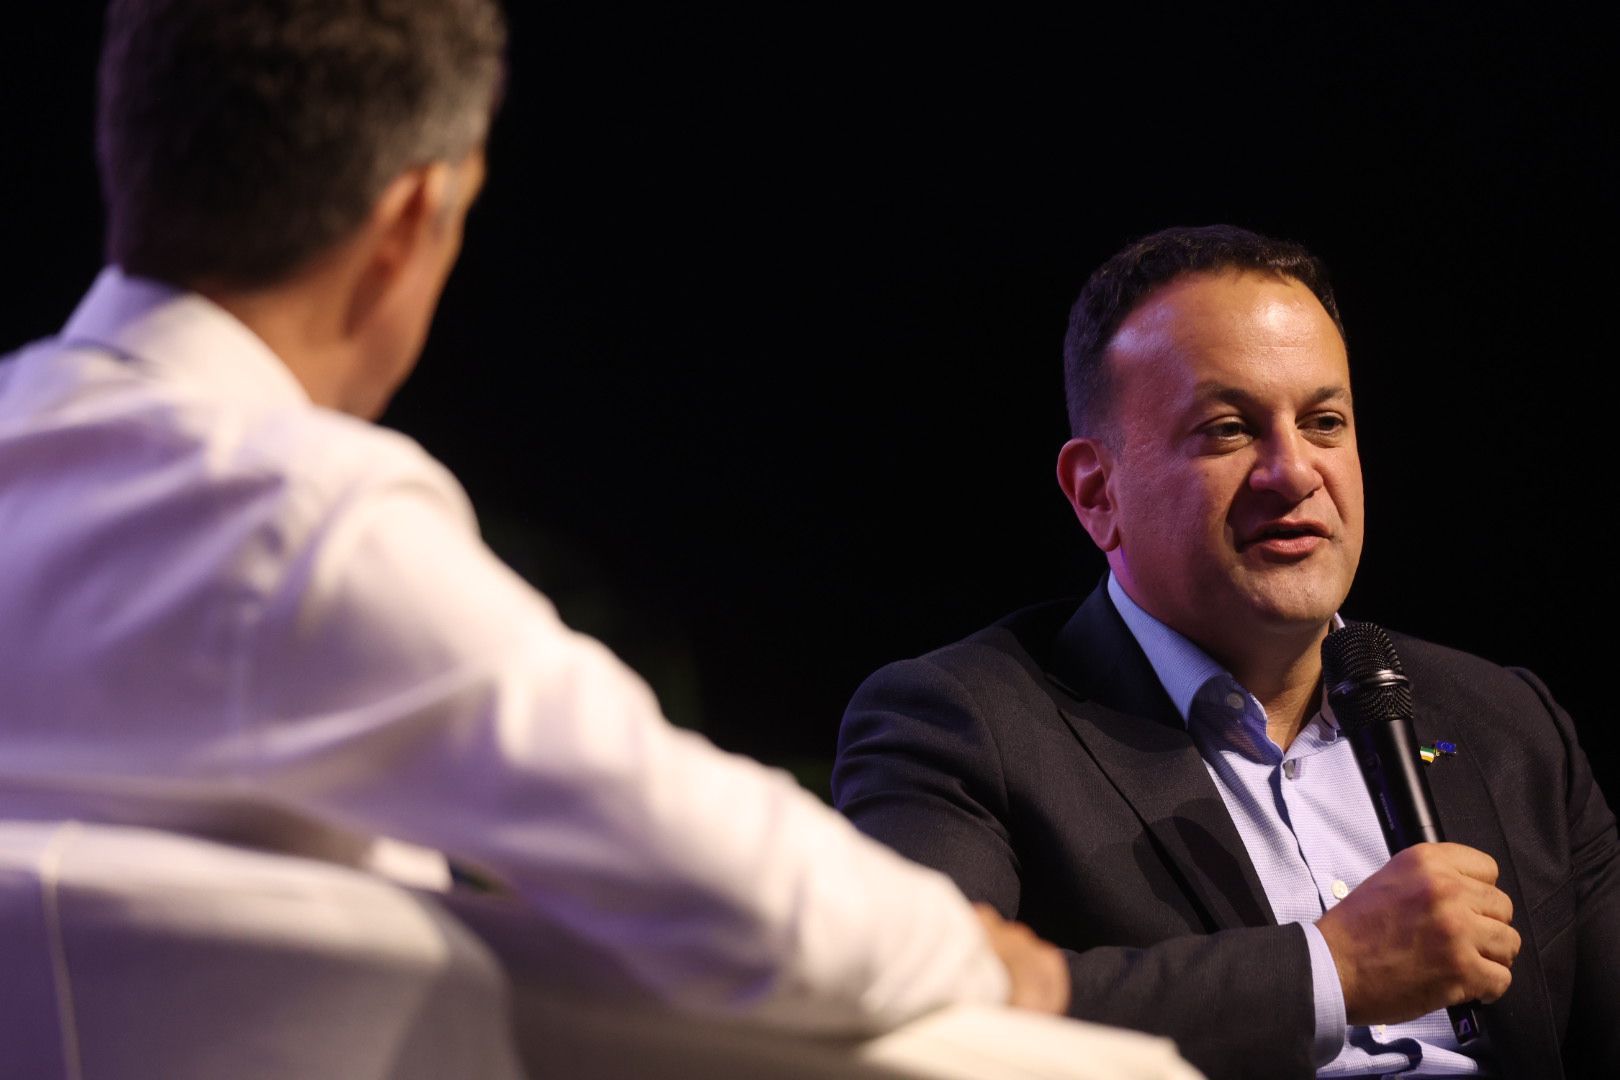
[1248,429,1321,502]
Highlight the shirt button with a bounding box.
[1224,691,1245,709]
[1282,759,1300,780]
[1331,879,1350,900]
[1373,1024,1388,1038]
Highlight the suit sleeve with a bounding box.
[835,655,1318,1080]
[1510,668,1620,1075]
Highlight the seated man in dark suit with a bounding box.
[833,225,1618,1080]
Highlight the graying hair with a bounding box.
[98,0,507,286]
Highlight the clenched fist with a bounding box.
[1316,842,1520,1025]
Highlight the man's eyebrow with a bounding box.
[1189,382,1353,409]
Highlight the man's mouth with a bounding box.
[1237,520,1330,553]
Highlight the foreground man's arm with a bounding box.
[0,282,1068,1033]
[231,464,1066,1031]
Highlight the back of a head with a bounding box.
[1062,224,1343,441]
[97,0,508,290]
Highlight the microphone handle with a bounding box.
[1344,717,1443,850]
[1344,719,1485,1045]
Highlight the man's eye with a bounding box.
[1202,420,1248,441]
[1305,413,1348,435]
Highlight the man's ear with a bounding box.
[345,162,455,337]
[1056,436,1120,552]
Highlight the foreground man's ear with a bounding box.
[345,160,459,338]
[1056,436,1120,553]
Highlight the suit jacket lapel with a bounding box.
[1413,693,1562,1077]
[1043,584,1278,931]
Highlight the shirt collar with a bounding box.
[1106,573,1230,725]
[1105,572,1345,730]
[60,266,311,408]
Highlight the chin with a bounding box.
[1235,577,1347,632]
[1253,596,1343,634]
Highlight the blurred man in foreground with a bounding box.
[835,225,1618,1078]
[0,0,1070,1033]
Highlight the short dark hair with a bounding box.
[97,0,508,287]
[1062,224,1344,440]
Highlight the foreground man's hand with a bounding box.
[1316,842,1521,1025]
[975,903,1070,1014]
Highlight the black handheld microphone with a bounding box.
[1321,622,1485,1045]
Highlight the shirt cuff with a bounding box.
[1301,922,1347,1066]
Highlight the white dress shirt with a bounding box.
[0,268,1007,1033]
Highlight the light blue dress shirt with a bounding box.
[1106,575,1494,1077]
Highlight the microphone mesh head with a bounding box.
[1321,621,1413,730]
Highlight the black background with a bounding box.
[6,5,1613,799]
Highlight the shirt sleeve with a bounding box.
[1301,921,1348,1064]
[236,471,1008,1033]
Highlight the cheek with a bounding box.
[1137,459,1230,514]
[1186,463,1248,524]
[1326,460,1366,524]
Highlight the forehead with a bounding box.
[1106,270,1349,403]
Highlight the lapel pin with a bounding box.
[1419,740,1458,765]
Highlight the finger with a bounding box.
[1037,944,1071,1013]
[1434,842,1500,885]
[1468,958,1513,1004]
[1464,882,1514,925]
[1471,916,1522,969]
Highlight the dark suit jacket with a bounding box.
[833,583,1619,1080]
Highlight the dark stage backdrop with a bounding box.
[6,6,1613,800]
